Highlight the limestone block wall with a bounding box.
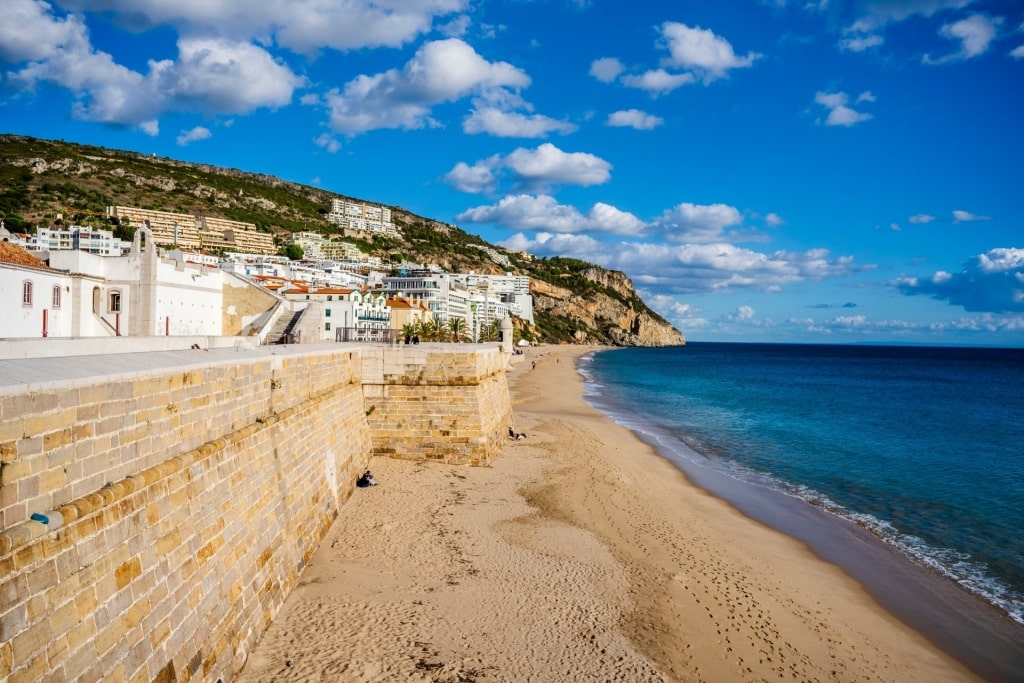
[361,345,512,466]
[0,348,371,683]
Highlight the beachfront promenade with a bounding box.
[0,342,512,683]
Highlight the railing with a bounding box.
[334,327,401,343]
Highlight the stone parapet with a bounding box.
[0,343,512,682]
[361,344,512,466]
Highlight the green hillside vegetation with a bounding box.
[0,134,680,345]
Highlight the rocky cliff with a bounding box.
[531,268,685,347]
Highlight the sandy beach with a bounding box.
[235,345,986,683]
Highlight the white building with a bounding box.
[279,283,390,342]
[326,198,399,238]
[28,225,129,256]
[1,225,226,338]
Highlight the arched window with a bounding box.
[52,285,61,308]
[22,281,33,306]
[92,286,101,314]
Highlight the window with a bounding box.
[325,322,331,331]
[325,308,331,317]
[108,291,121,313]
[22,281,33,306]
[52,285,61,308]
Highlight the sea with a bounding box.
[578,342,1024,635]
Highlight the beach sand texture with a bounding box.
[235,345,980,683]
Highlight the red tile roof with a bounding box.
[0,242,48,269]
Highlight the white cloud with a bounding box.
[443,158,500,194]
[498,229,863,297]
[606,109,664,130]
[176,125,211,145]
[658,22,760,83]
[0,0,86,63]
[897,247,1024,312]
[655,202,744,243]
[154,37,304,113]
[314,133,341,153]
[3,4,305,129]
[463,107,576,138]
[952,209,991,222]
[323,38,530,135]
[910,213,936,223]
[1011,45,1024,59]
[589,57,625,83]
[620,69,696,94]
[845,0,974,34]
[814,90,873,126]
[56,0,469,53]
[765,212,785,227]
[444,144,611,194]
[924,14,1001,64]
[503,143,611,188]
[458,194,646,236]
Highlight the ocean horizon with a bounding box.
[578,342,1024,634]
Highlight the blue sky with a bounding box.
[2,0,1023,345]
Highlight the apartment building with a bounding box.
[28,225,129,256]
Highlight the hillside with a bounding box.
[0,134,684,346]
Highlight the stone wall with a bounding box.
[361,344,512,466]
[0,347,372,682]
[0,344,513,682]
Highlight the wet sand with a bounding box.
[236,345,1012,682]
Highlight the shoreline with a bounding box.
[236,344,1014,682]
[578,346,1024,682]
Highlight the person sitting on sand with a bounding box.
[356,470,377,487]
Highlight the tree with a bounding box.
[448,317,466,342]
[279,243,303,260]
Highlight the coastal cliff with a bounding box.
[531,269,685,347]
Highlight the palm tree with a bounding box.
[448,317,466,342]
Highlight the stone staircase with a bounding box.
[266,308,304,344]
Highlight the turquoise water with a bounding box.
[580,343,1024,625]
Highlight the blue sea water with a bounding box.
[579,342,1024,626]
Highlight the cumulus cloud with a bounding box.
[924,14,1001,64]
[322,38,530,136]
[813,90,873,126]
[444,143,611,194]
[3,4,305,129]
[0,0,86,63]
[589,57,625,83]
[654,202,744,243]
[659,22,760,82]
[176,125,211,145]
[458,194,645,236]
[1012,45,1024,59]
[765,212,785,227]
[596,22,756,95]
[495,232,862,295]
[606,109,664,130]
[443,157,500,194]
[463,106,576,138]
[55,0,469,53]
[896,247,1024,312]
